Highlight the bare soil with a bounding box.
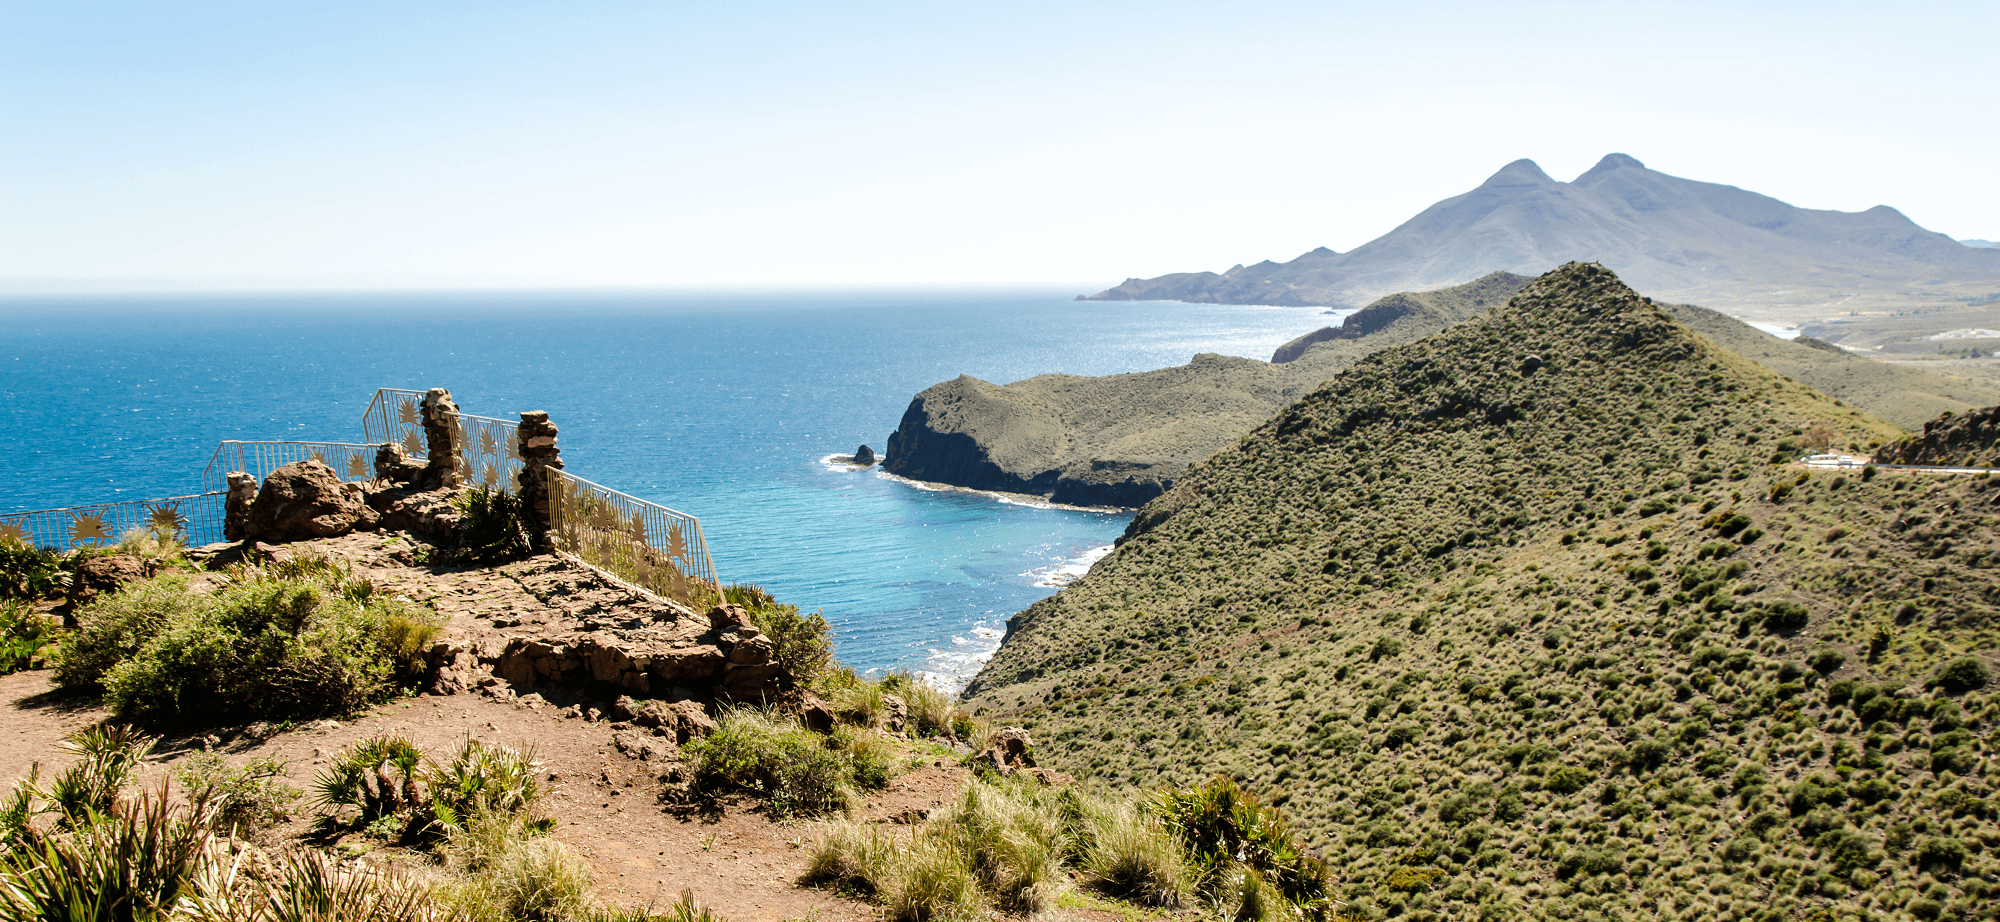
[2,534,979,922]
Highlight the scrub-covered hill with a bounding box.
[966,264,2000,921]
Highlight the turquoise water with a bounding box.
[0,290,1337,688]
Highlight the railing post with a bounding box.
[419,388,466,488]
[223,472,258,542]
[516,410,562,553]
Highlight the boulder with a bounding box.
[373,443,426,485]
[612,729,678,763]
[882,694,910,733]
[244,460,379,542]
[612,696,717,743]
[62,554,149,625]
[853,444,877,466]
[799,693,837,733]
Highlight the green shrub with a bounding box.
[447,488,534,565]
[0,603,53,675]
[1151,777,1330,918]
[933,781,1066,913]
[55,563,442,727]
[427,739,545,833]
[170,751,300,834]
[1543,766,1592,795]
[684,709,859,818]
[0,540,69,602]
[313,734,426,826]
[1933,656,1991,694]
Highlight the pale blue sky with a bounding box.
[2,1,1993,290]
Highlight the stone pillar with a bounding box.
[224,472,258,542]
[373,442,425,485]
[419,388,465,489]
[516,410,563,552]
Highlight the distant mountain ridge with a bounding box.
[1085,154,2000,306]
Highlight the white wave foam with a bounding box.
[819,452,880,473]
[873,470,1132,514]
[1027,543,1115,588]
[918,616,1009,695]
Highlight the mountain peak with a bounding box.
[1574,152,1647,184]
[1478,158,1556,188]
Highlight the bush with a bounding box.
[427,739,546,833]
[0,540,69,601]
[725,583,834,691]
[55,561,442,727]
[883,673,958,737]
[884,838,979,922]
[313,734,427,827]
[1151,777,1330,918]
[1933,656,1991,693]
[0,603,53,675]
[447,488,534,565]
[684,709,860,818]
[170,751,301,835]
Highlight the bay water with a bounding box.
[0,290,1343,689]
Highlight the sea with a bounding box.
[0,289,1344,691]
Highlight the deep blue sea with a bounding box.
[0,290,1341,689]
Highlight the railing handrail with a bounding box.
[0,491,228,550]
[546,466,721,607]
[201,439,389,495]
[0,491,225,519]
[550,468,703,522]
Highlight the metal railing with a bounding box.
[546,468,721,609]
[452,413,522,492]
[202,441,385,495]
[361,388,428,455]
[358,388,520,491]
[0,492,226,550]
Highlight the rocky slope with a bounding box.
[966,264,1998,920]
[1875,405,2000,468]
[1085,154,2000,307]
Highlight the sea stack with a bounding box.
[852,444,877,466]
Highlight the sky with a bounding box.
[2,0,1994,291]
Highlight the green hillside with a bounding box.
[965,264,2000,921]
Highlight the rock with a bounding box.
[516,410,563,551]
[612,729,678,763]
[728,633,774,666]
[224,472,258,542]
[62,554,148,622]
[373,443,426,485]
[852,444,877,466]
[972,727,1038,775]
[708,604,757,636]
[799,693,837,733]
[613,696,716,743]
[244,460,380,542]
[419,388,465,488]
[882,694,910,733]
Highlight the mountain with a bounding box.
[881,274,1531,507]
[1085,154,2000,307]
[966,264,2000,920]
[1962,240,1999,249]
[883,271,2000,509]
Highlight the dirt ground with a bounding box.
[0,528,986,922]
[0,668,974,922]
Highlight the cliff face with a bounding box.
[1874,404,2000,468]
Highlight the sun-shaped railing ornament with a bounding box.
[402,428,425,455]
[70,513,111,546]
[397,398,420,427]
[347,454,370,480]
[146,502,187,537]
[0,520,25,545]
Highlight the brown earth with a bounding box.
[1,533,979,922]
